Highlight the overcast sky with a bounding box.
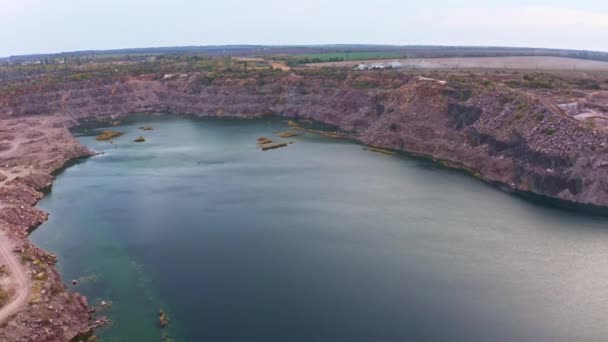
[1,0,607,57]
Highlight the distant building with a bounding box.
[21,60,42,66]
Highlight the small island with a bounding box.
[96,130,123,141]
[276,131,299,138]
[257,137,288,151]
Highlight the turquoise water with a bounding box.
[32,114,608,341]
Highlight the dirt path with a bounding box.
[0,235,30,323]
[0,140,19,156]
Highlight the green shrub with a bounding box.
[351,81,378,89]
[526,79,554,89]
[516,102,529,112]
[505,80,523,88]
[575,79,600,90]
[198,75,215,86]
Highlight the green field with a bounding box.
[293,51,406,63]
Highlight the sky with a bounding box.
[1,0,608,57]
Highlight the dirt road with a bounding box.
[0,235,30,323]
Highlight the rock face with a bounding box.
[1,72,607,207]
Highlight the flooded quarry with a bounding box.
[29,114,608,341]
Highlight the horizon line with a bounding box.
[3,44,608,60]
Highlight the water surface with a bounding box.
[32,114,608,341]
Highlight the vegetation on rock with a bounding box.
[96,131,122,141]
[276,131,299,138]
[257,137,272,144]
[257,136,289,151]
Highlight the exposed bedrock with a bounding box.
[2,73,608,207]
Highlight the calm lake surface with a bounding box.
[31,114,608,341]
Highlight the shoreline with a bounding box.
[0,116,94,341]
[78,113,608,214]
[283,116,608,214]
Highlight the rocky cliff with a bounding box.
[0,116,93,341]
[1,70,607,209]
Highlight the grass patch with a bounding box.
[295,51,405,63]
[527,79,554,89]
[507,74,555,89]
